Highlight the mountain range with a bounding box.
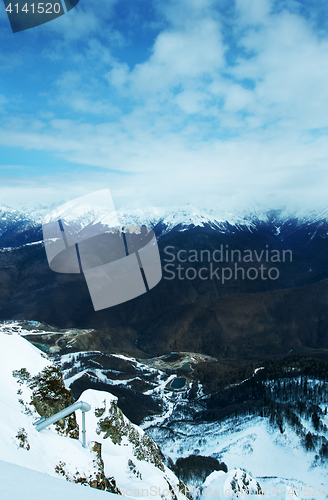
[1,202,328,375]
[1,202,328,498]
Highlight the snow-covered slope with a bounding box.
[145,413,328,498]
[2,327,328,500]
[37,199,328,233]
[58,342,328,499]
[200,468,262,500]
[2,201,328,234]
[0,331,188,500]
[0,204,38,239]
[0,328,266,500]
[0,460,114,500]
[40,199,259,234]
[116,204,254,232]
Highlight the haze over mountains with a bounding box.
[1,202,328,369]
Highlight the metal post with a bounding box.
[82,410,86,448]
[33,401,91,450]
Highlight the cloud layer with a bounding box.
[0,0,328,211]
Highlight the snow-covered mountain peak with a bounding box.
[2,200,328,245]
[42,189,119,232]
[0,204,32,223]
[39,197,328,233]
[116,203,260,232]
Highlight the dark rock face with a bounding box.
[29,366,79,439]
[170,455,227,484]
[89,442,121,493]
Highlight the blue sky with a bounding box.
[1,0,328,211]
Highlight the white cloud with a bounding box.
[1,111,328,209]
[235,0,272,25]
[106,63,130,87]
[223,84,255,113]
[229,9,328,128]
[53,66,121,116]
[175,90,211,114]
[44,0,118,41]
[111,21,224,101]
[2,0,328,212]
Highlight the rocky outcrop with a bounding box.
[96,398,165,471]
[13,365,79,438]
[54,441,121,494]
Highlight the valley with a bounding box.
[2,205,328,368]
[1,204,328,498]
[1,318,328,499]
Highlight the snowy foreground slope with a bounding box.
[0,332,188,500]
[146,413,328,499]
[1,329,327,500]
[0,460,112,500]
[0,331,266,500]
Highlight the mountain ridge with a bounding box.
[3,202,328,241]
[1,202,328,371]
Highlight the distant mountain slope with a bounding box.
[0,203,328,363]
[2,202,328,243]
[0,205,40,248]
